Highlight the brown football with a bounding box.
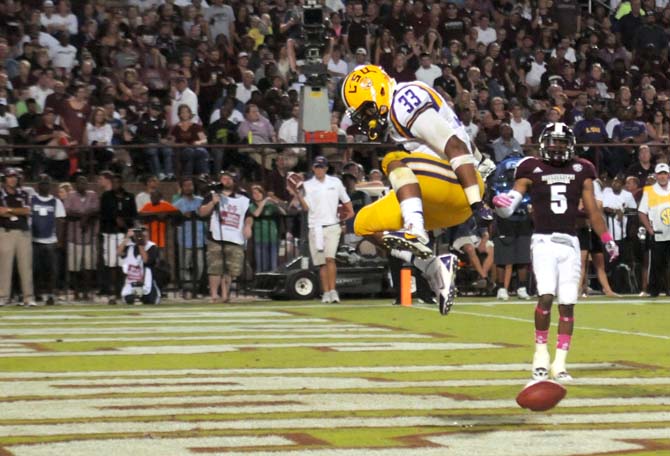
[516,380,567,412]
[287,172,304,190]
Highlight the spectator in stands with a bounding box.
[277,103,304,167]
[135,175,159,209]
[117,227,161,305]
[645,110,669,142]
[134,103,174,181]
[264,152,293,203]
[168,104,210,177]
[235,69,259,105]
[341,172,371,240]
[325,45,348,84]
[574,105,609,170]
[237,102,277,174]
[0,168,35,307]
[433,64,461,101]
[100,173,137,304]
[602,175,638,246]
[415,52,441,87]
[348,47,369,73]
[199,171,253,303]
[509,104,532,146]
[0,99,18,146]
[626,144,655,184]
[63,174,99,300]
[169,74,199,126]
[250,184,285,272]
[139,190,179,250]
[492,123,522,163]
[207,99,245,176]
[59,85,90,175]
[288,156,353,303]
[86,107,114,171]
[30,174,65,305]
[174,177,205,297]
[638,163,670,297]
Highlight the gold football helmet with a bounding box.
[341,65,395,140]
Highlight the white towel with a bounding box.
[313,225,325,251]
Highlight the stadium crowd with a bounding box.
[2,0,670,305]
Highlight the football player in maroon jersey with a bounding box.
[492,123,619,382]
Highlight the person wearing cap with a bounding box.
[30,174,66,305]
[0,168,36,307]
[638,162,670,297]
[348,47,369,73]
[287,156,354,304]
[234,70,258,105]
[199,170,253,303]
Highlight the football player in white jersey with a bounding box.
[341,64,494,314]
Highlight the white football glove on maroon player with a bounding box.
[601,232,619,262]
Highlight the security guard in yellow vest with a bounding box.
[638,163,670,297]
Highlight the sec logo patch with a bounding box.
[661,207,670,225]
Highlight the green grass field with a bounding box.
[0,297,669,455]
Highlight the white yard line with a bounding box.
[2,393,670,420]
[0,362,628,379]
[1,412,669,437]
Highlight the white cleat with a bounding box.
[330,290,340,303]
[517,287,530,300]
[382,227,432,259]
[497,287,509,301]
[532,351,551,381]
[423,254,458,315]
[551,365,574,383]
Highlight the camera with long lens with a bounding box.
[301,0,329,85]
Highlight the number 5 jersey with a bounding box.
[514,156,597,236]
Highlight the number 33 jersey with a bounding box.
[388,81,472,159]
[515,156,597,236]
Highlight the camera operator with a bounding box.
[117,227,160,305]
[198,171,253,303]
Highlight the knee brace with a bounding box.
[388,166,418,193]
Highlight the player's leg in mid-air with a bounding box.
[530,234,581,382]
[354,151,476,314]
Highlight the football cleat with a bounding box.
[382,228,432,259]
[551,365,574,383]
[517,287,530,300]
[497,287,509,301]
[423,253,458,315]
[532,351,550,381]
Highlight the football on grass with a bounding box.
[516,380,567,412]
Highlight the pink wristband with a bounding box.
[600,232,614,244]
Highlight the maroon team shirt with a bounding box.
[515,157,596,236]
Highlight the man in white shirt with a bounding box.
[277,103,305,159]
[602,175,637,241]
[325,46,349,84]
[525,49,547,92]
[169,75,199,126]
[289,156,354,303]
[474,15,497,46]
[52,33,78,73]
[510,104,532,145]
[0,100,18,140]
[28,71,54,111]
[415,53,442,88]
[205,0,235,41]
[234,68,258,105]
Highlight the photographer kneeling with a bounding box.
[117,227,161,305]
